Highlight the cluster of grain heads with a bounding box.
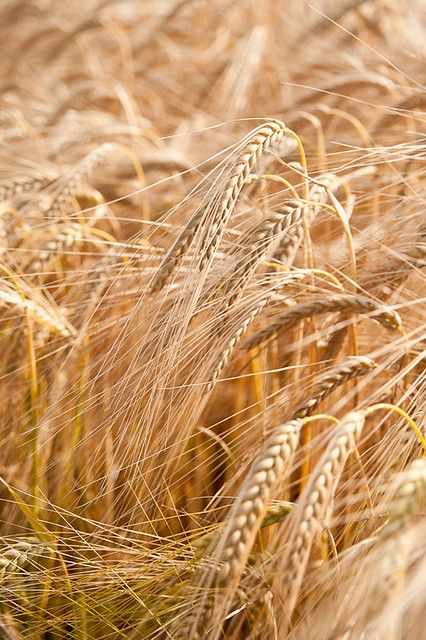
[0,1,424,638]
[0,538,56,636]
[198,120,289,270]
[242,293,402,352]
[273,411,365,634]
[149,120,288,293]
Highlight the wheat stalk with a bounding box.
[206,293,275,392]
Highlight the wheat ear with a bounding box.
[211,420,302,585]
[243,293,402,352]
[293,356,377,419]
[47,143,115,218]
[0,289,75,339]
[30,223,84,271]
[0,175,52,202]
[276,411,365,631]
[178,420,301,640]
[148,205,208,293]
[271,173,339,265]
[149,120,287,293]
[223,201,305,308]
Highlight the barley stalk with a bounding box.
[271,174,339,265]
[206,272,306,391]
[348,458,426,638]
[383,457,426,538]
[29,223,84,271]
[199,121,289,270]
[223,201,305,308]
[178,420,301,640]
[192,500,293,554]
[0,614,23,640]
[206,293,274,392]
[0,539,47,578]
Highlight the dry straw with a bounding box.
[0,2,425,639]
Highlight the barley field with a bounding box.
[0,1,425,638]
